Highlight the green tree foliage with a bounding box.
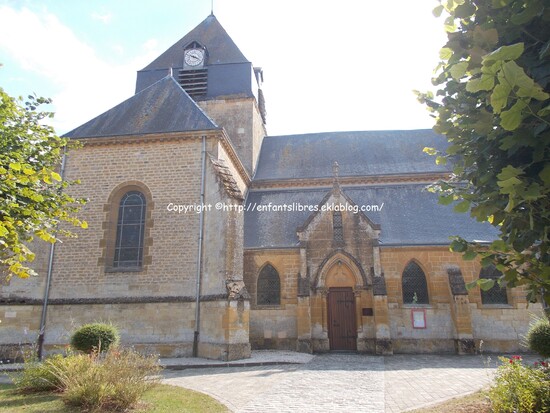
[417,0,550,303]
[0,88,86,280]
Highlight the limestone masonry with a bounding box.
[0,14,541,361]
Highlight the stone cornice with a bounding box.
[0,294,229,306]
[249,172,450,190]
[379,245,452,250]
[75,130,221,146]
[244,247,300,253]
[244,245,459,251]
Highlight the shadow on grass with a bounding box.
[0,384,71,413]
[1,383,230,413]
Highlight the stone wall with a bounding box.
[52,136,203,299]
[243,244,542,354]
[0,132,251,361]
[243,250,300,349]
[198,97,266,175]
[381,246,542,353]
[0,300,249,359]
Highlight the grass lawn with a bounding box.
[409,391,492,413]
[0,383,230,413]
[1,382,495,413]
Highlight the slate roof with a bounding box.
[253,130,451,180]
[141,14,249,71]
[65,76,218,138]
[244,185,498,248]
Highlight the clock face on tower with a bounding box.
[184,48,205,67]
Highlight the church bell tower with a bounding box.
[136,14,267,176]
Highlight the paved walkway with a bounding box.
[162,353,536,413]
[384,354,500,412]
[2,351,536,412]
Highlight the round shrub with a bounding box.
[70,323,120,354]
[525,316,550,359]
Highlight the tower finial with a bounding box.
[211,0,214,15]
[332,161,340,188]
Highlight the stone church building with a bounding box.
[1,15,541,360]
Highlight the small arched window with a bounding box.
[333,211,344,243]
[480,266,508,305]
[402,261,429,304]
[113,191,146,268]
[257,264,280,306]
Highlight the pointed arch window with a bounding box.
[480,266,508,305]
[257,264,280,306]
[333,211,344,243]
[113,191,146,268]
[402,261,429,304]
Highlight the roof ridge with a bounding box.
[265,129,436,139]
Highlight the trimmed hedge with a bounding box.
[70,323,120,354]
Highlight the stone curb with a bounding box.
[0,358,309,373]
[0,364,23,373]
[163,360,303,370]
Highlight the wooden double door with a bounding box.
[327,287,357,351]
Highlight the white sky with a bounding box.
[0,0,447,136]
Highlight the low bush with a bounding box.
[525,315,550,359]
[55,347,161,412]
[488,356,550,413]
[13,345,161,412]
[12,353,72,393]
[70,322,120,354]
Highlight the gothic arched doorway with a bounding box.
[326,262,357,351]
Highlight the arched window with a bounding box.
[480,266,508,305]
[333,211,344,243]
[257,264,280,305]
[113,191,146,268]
[402,261,429,304]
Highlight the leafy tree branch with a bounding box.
[0,88,86,280]
[417,0,550,304]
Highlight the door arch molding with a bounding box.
[314,250,367,290]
